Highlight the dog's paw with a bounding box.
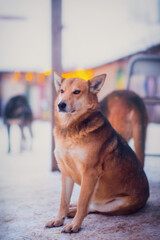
[67,206,77,218]
[62,221,81,233]
[45,217,64,228]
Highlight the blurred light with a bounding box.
[25,72,33,81]
[13,71,21,81]
[44,69,51,75]
[62,69,93,80]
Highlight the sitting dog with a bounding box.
[4,95,33,153]
[100,90,148,167]
[46,73,149,233]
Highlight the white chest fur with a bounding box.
[54,138,87,170]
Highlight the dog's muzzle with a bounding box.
[58,102,67,112]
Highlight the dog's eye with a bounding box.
[73,90,81,95]
[60,89,64,93]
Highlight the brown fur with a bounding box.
[46,73,149,233]
[100,90,148,167]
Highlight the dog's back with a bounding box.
[4,95,33,152]
[100,90,148,167]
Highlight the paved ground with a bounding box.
[0,120,160,240]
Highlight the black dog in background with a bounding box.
[3,95,33,153]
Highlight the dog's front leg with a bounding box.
[62,169,98,233]
[46,173,74,228]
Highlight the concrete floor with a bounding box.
[0,121,160,240]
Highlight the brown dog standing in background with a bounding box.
[100,90,148,167]
[46,73,149,233]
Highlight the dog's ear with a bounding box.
[54,72,63,92]
[89,74,107,94]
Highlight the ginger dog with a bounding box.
[100,90,148,167]
[46,73,149,233]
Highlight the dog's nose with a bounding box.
[58,102,66,112]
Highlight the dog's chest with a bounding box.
[55,138,87,174]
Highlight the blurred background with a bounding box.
[0,0,160,120]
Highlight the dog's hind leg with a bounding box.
[131,103,148,168]
[20,125,26,152]
[89,196,143,215]
[132,122,146,168]
[28,123,33,138]
[68,196,143,217]
[28,123,33,150]
[68,199,127,216]
[67,204,77,218]
[7,124,11,153]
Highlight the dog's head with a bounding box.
[54,73,106,124]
